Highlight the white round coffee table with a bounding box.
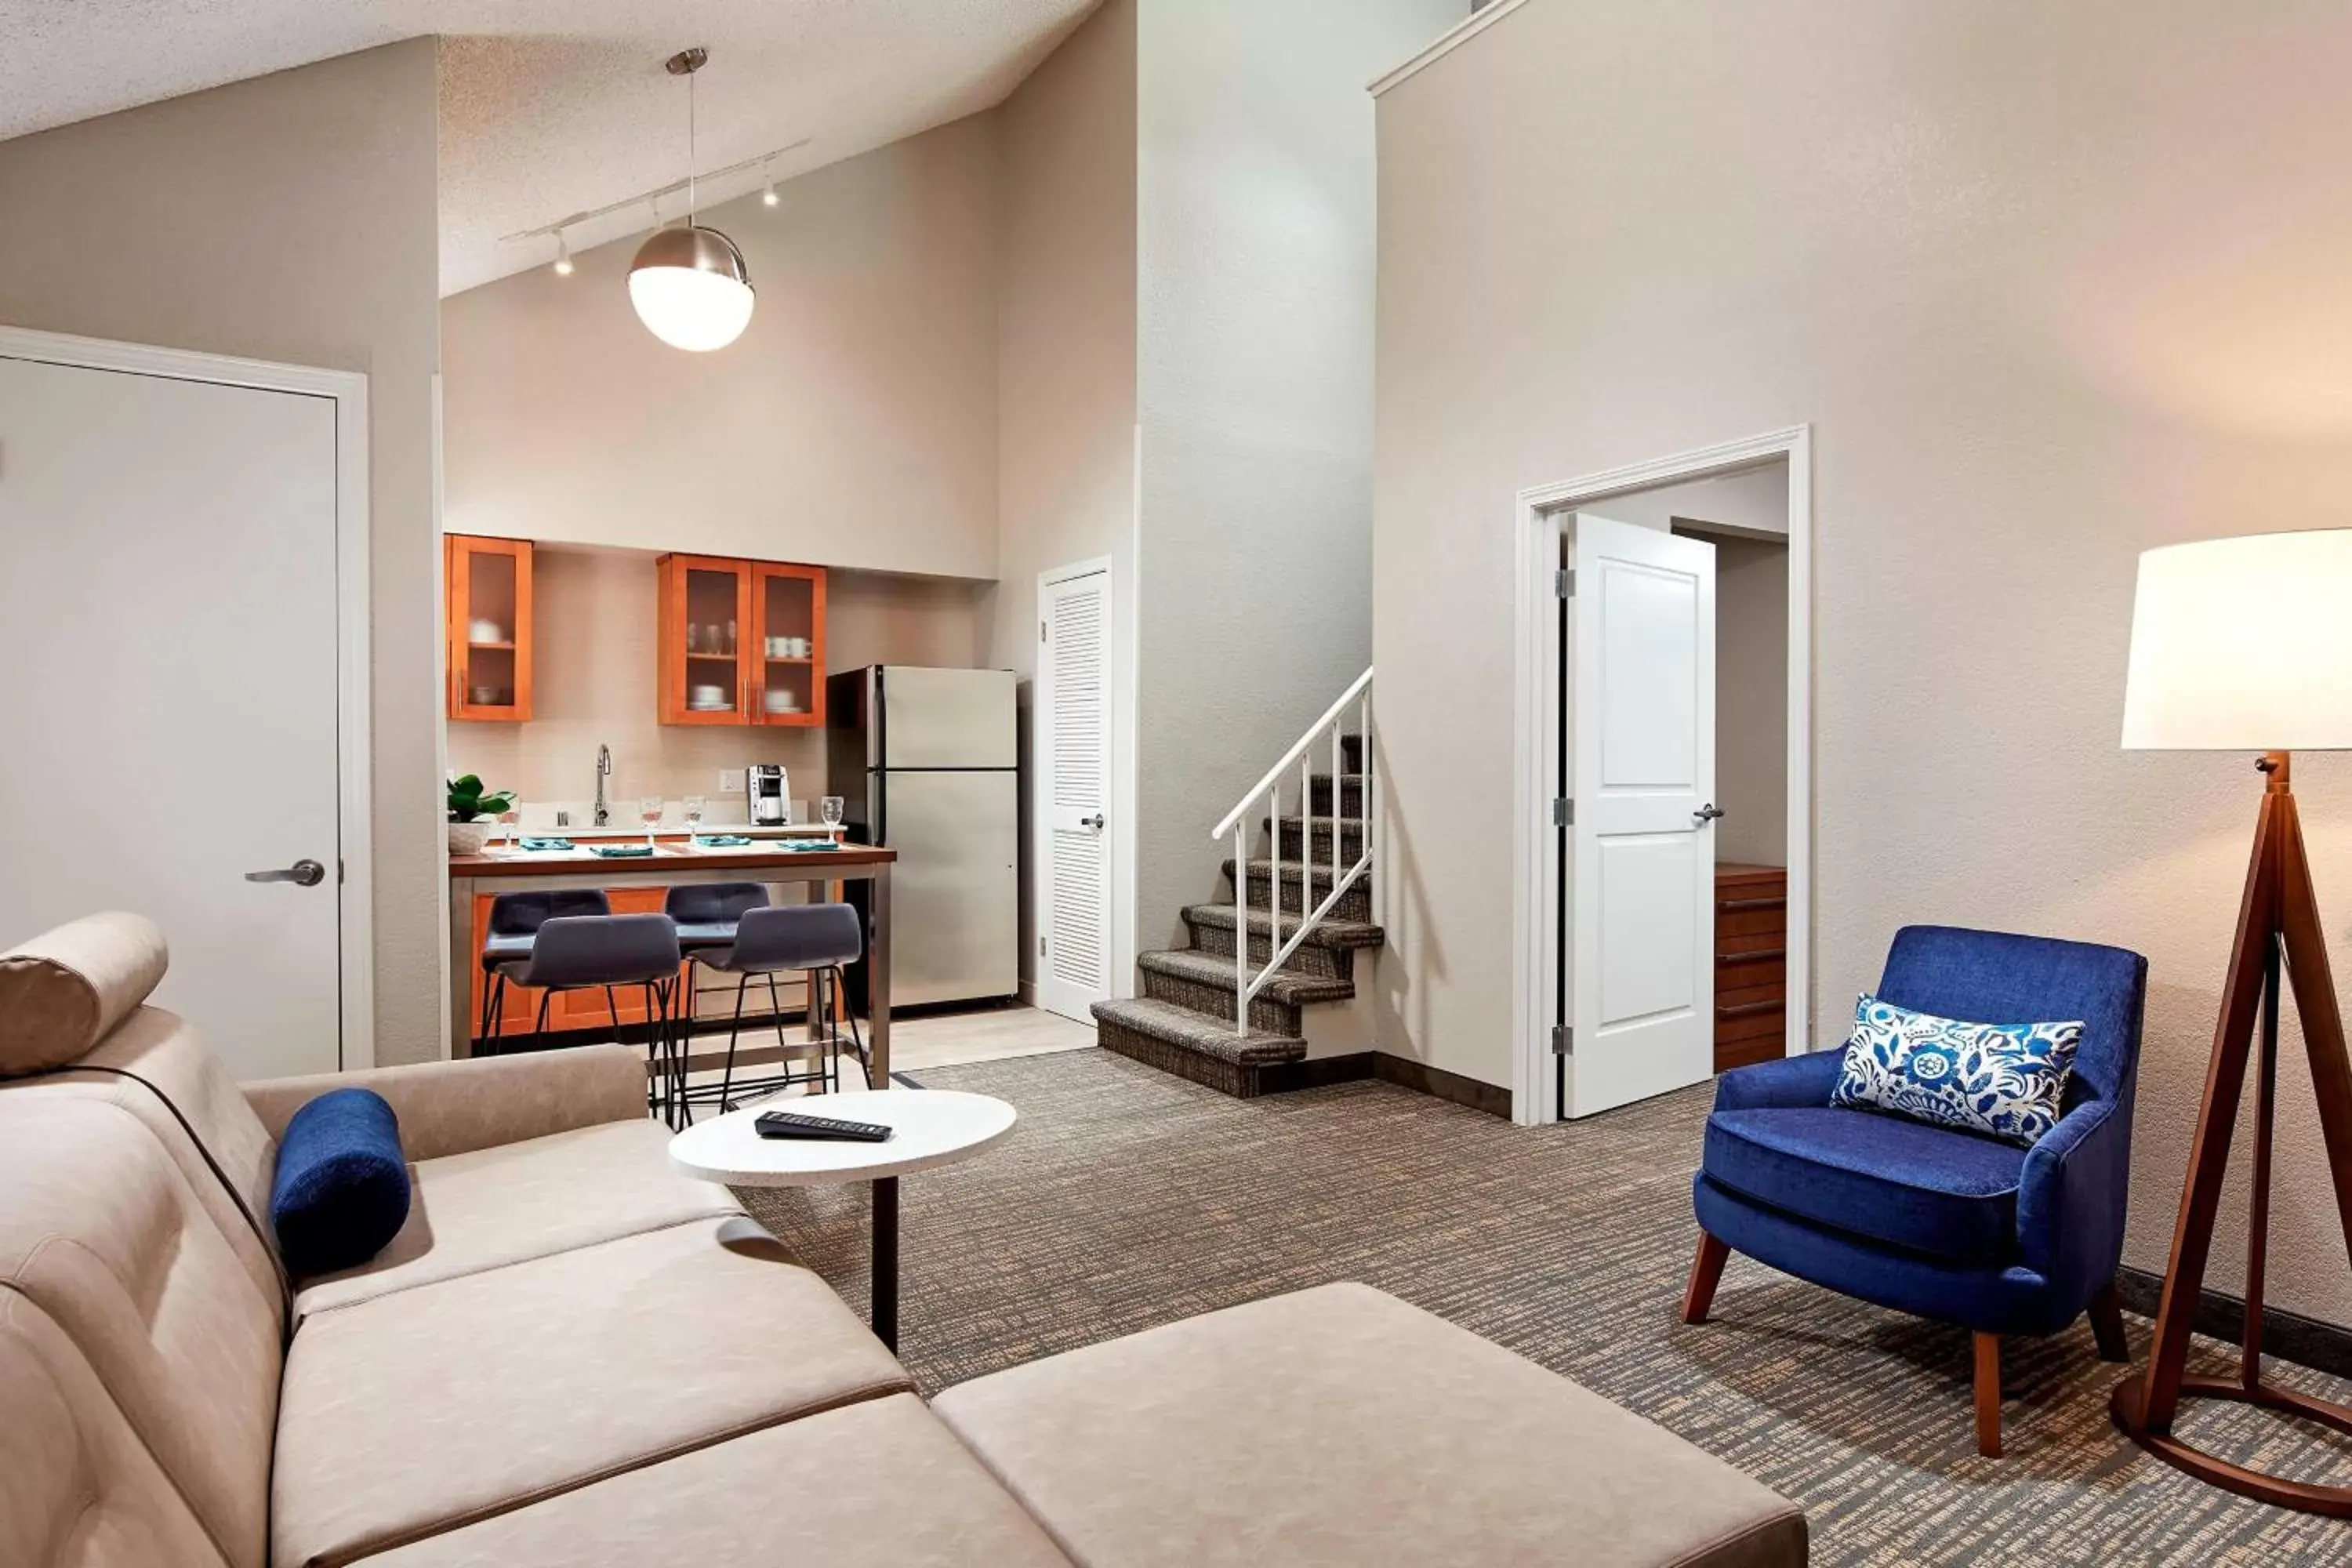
[668,1088,1015,1350]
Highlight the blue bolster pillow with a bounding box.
[270,1088,411,1279]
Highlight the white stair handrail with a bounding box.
[1208,667,1374,1035]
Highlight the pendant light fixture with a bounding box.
[629,48,755,352]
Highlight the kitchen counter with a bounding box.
[446,842,895,1080]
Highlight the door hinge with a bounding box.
[1040,619,1049,642]
[1039,936,1047,956]
[1552,797,1573,827]
[1555,568,1576,598]
[1552,1024,1573,1056]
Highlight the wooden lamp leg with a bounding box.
[1973,1334,2003,1458]
[2112,753,2352,1517]
[1680,1232,1730,1325]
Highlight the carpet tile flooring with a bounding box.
[735,1047,2352,1566]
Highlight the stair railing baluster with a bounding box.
[1234,818,1249,1033]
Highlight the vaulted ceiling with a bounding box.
[0,1,1096,296]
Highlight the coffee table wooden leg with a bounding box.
[872,1175,899,1352]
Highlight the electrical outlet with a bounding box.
[719,768,744,793]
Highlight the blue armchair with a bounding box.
[1682,925,2149,1457]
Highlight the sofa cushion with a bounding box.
[1704,1105,2026,1261]
[272,1089,412,1279]
[933,1281,1806,1568]
[0,1097,280,1568]
[272,1214,913,1568]
[291,1116,742,1320]
[2,1007,284,1307]
[1,1290,234,1568]
[363,1393,1073,1568]
[0,911,168,1071]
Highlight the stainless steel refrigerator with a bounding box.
[827,666,1019,1010]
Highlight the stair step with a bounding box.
[1091,997,1308,1068]
[1221,858,1374,922]
[1139,948,1355,1007]
[1305,774,1368,813]
[1272,815,1367,851]
[1181,902,1385,951]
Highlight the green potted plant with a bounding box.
[447,774,517,855]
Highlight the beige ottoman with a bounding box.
[934,1282,1806,1568]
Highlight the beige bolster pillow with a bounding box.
[0,912,170,1072]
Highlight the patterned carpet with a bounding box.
[735,1048,2352,1566]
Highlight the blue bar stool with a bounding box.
[478,890,612,1044]
[685,903,866,1118]
[491,913,688,1126]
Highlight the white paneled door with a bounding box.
[1564,514,1717,1117]
[1035,566,1112,1022]
[0,352,347,1080]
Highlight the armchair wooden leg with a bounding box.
[1680,1232,1730,1325]
[2088,1282,2129,1363]
[1973,1333,2003,1458]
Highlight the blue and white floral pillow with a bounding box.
[1830,996,2083,1146]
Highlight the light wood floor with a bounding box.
[886,1003,1097,1074]
[673,1002,1096,1101]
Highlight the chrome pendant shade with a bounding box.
[629,47,755,352]
[629,223,755,352]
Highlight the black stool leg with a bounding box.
[720,974,749,1111]
[529,989,553,1054]
[837,967,867,1088]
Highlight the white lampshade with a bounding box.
[627,224,755,352]
[2121,530,2352,750]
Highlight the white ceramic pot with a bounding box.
[448,819,494,855]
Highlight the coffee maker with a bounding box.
[747,764,789,826]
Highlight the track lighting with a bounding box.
[761,161,779,207]
[552,231,574,276]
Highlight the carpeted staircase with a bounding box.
[1092,735,1383,1096]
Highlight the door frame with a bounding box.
[1510,426,1811,1126]
[0,324,376,1067]
[1033,556,1120,1022]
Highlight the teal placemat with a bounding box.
[592,844,655,858]
[692,834,754,848]
[779,840,840,851]
[517,837,574,851]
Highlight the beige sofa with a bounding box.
[0,913,1806,1568]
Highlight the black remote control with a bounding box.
[755,1110,892,1143]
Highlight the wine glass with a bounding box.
[821,795,845,833]
[497,804,521,849]
[641,796,664,848]
[683,794,706,842]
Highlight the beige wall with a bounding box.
[1705,533,1789,869]
[441,115,1003,579]
[447,549,985,820]
[1132,0,1463,938]
[1373,0,2352,1326]
[989,0,1142,992]
[0,41,445,1065]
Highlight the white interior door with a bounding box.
[1563,513,1716,1117]
[0,354,345,1080]
[1035,567,1112,1022]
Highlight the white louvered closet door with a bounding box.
[1036,568,1113,1022]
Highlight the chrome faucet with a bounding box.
[593,744,612,826]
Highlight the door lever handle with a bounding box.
[1693,804,1726,823]
[1080,814,1106,830]
[246,858,327,887]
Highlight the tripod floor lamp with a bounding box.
[2111,529,2352,1515]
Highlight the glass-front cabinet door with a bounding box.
[656,554,755,726]
[750,563,827,727]
[446,535,533,722]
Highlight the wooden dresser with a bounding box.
[1715,863,1788,1073]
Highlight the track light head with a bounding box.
[553,231,575,276]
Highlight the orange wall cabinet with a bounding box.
[657,554,827,727]
[447,535,534,721]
